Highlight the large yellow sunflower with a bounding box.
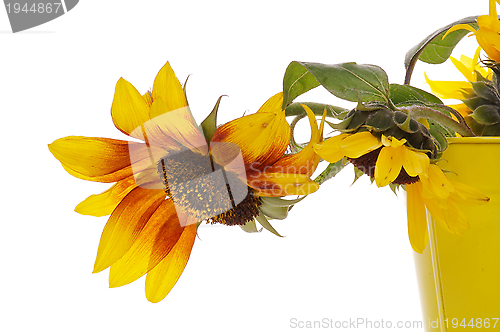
[314,131,489,253]
[49,62,321,302]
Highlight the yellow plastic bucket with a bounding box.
[413,137,500,331]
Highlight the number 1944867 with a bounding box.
[6,2,62,14]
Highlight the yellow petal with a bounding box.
[442,23,476,40]
[108,199,185,288]
[313,134,349,163]
[420,164,454,199]
[152,62,188,118]
[374,145,405,187]
[75,176,137,217]
[450,56,475,82]
[264,105,322,176]
[247,171,319,197]
[145,99,207,155]
[111,78,151,138]
[402,149,430,177]
[145,224,196,303]
[49,136,147,183]
[340,132,382,158]
[424,73,473,100]
[449,180,490,205]
[93,187,166,273]
[406,183,429,254]
[256,92,283,115]
[211,94,290,170]
[476,29,500,62]
[448,103,473,118]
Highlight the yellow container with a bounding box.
[414,137,500,331]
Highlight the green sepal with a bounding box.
[259,204,289,220]
[389,183,400,196]
[365,108,394,131]
[482,123,500,136]
[393,111,420,133]
[472,105,500,125]
[200,95,226,142]
[255,211,283,237]
[314,158,347,185]
[463,96,491,110]
[471,82,499,103]
[352,166,366,186]
[240,220,261,233]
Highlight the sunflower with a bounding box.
[314,131,489,253]
[445,0,500,63]
[49,62,321,302]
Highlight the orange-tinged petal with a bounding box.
[406,183,429,254]
[75,175,137,217]
[108,199,185,288]
[374,145,405,187]
[402,149,430,177]
[211,96,290,170]
[340,132,382,158]
[256,92,283,115]
[145,99,207,155]
[49,136,148,183]
[111,78,151,138]
[247,171,319,197]
[145,224,196,303]
[93,187,166,273]
[152,62,189,120]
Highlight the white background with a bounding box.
[0,1,485,331]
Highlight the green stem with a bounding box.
[401,104,475,137]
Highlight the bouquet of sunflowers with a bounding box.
[49,0,500,306]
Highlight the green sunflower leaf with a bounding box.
[404,16,478,84]
[283,61,390,106]
[389,84,443,105]
[285,102,348,119]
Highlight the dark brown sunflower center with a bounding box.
[157,148,261,226]
[348,147,419,185]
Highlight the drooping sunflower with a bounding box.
[49,62,322,302]
[313,109,489,253]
